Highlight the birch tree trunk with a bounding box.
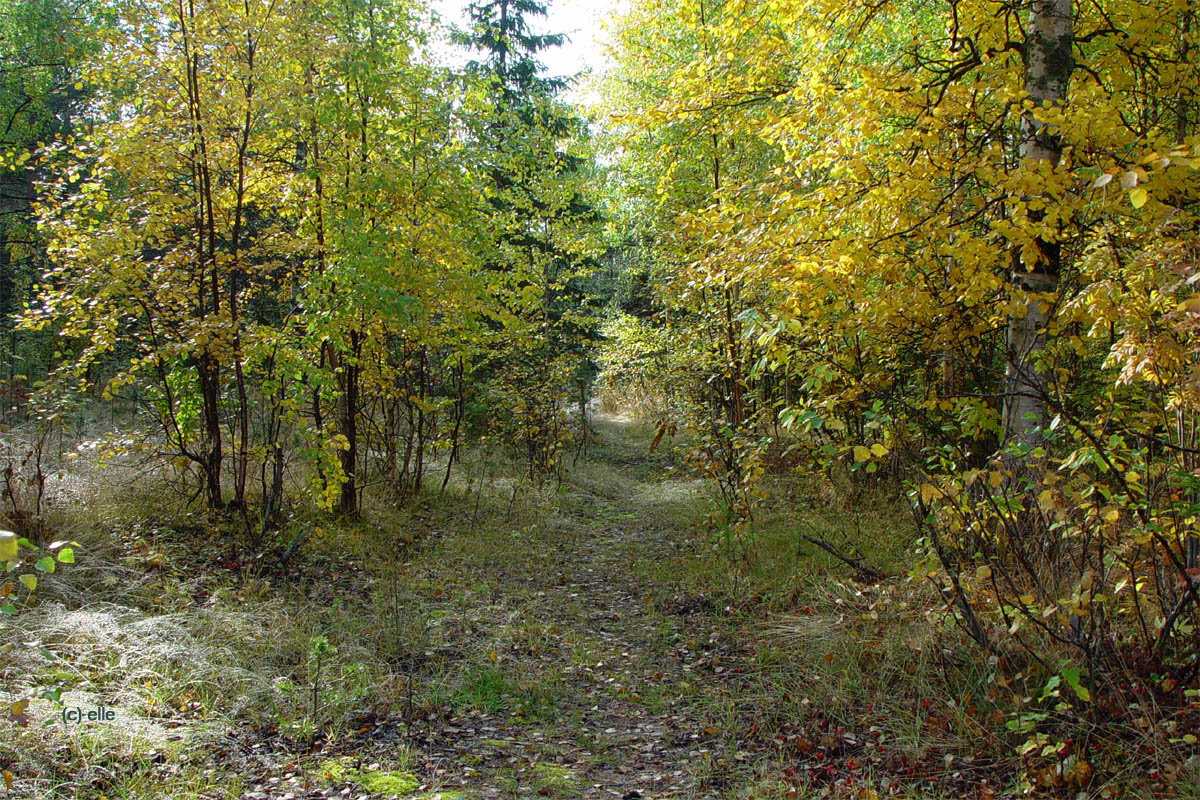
[1004,0,1075,447]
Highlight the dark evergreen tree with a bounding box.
[455,0,566,100]
[0,0,92,403]
[456,0,601,333]
[455,0,604,476]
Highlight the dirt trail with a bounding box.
[406,415,739,800]
[235,415,748,800]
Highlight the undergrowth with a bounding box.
[1,414,1196,798]
[0,431,557,798]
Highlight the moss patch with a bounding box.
[358,770,422,796]
[530,762,578,797]
[319,758,420,796]
[479,738,509,747]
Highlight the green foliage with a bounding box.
[452,664,509,713]
[16,0,603,530]
[0,0,95,389]
[1,527,80,728]
[593,312,676,415]
[603,0,1200,787]
[1,530,77,615]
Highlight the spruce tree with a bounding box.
[457,0,602,477]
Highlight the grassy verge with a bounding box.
[0,435,563,797]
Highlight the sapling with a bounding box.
[309,635,335,724]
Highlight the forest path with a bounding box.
[396,413,743,800]
[236,413,753,800]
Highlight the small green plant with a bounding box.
[452,665,508,713]
[0,530,76,615]
[309,634,334,723]
[2,530,78,724]
[530,762,578,797]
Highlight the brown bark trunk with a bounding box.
[336,330,360,517]
[442,356,465,493]
[1178,7,1193,144]
[414,345,427,496]
[229,0,256,509]
[180,0,224,509]
[385,394,398,483]
[198,351,224,509]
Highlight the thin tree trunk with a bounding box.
[302,34,338,502]
[197,352,224,509]
[385,393,398,483]
[336,330,360,517]
[229,0,258,509]
[1004,0,1074,448]
[259,376,286,546]
[414,345,427,497]
[1178,6,1193,144]
[442,356,464,492]
[180,0,224,510]
[400,357,415,498]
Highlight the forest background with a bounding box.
[2,0,1200,796]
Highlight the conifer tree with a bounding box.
[457,0,602,478]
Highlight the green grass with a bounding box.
[0,431,560,795]
[450,664,508,712]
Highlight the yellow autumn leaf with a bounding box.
[870,442,888,457]
[852,445,871,462]
[1130,187,1148,208]
[0,532,17,562]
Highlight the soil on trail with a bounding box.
[242,415,752,800]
